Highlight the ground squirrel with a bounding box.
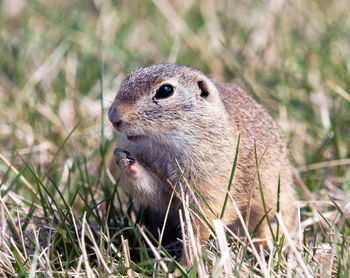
[108,63,296,264]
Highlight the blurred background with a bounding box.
[1,0,350,275]
[1,0,350,192]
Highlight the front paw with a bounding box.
[114,148,136,169]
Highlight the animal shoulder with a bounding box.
[214,82,282,144]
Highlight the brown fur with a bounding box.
[109,63,297,264]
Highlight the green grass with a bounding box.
[1,0,350,276]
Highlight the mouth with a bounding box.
[126,135,145,142]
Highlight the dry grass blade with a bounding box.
[212,219,233,277]
[70,208,83,250]
[182,193,207,277]
[298,158,350,172]
[159,190,175,246]
[179,209,190,265]
[75,255,84,277]
[332,192,350,226]
[16,208,27,259]
[86,222,111,274]
[276,213,313,278]
[0,249,15,276]
[28,246,39,278]
[293,168,313,201]
[10,237,25,263]
[121,236,133,278]
[138,225,173,277]
[81,212,94,278]
[300,210,337,230]
[0,153,37,197]
[229,194,269,277]
[318,243,335,278]
[326,80,350,102]
[0,195,21,242]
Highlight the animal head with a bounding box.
[108,63,225,146]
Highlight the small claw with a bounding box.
[124,150,136,163]
[114,148,136,169]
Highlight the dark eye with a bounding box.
[154,84,174,100]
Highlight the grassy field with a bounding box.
[1,0,350,276]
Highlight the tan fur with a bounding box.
[109,63,297,262]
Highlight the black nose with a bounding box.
[108,104,122,129]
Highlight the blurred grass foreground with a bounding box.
[1,0,350,276]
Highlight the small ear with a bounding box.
[197,80,210,98]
